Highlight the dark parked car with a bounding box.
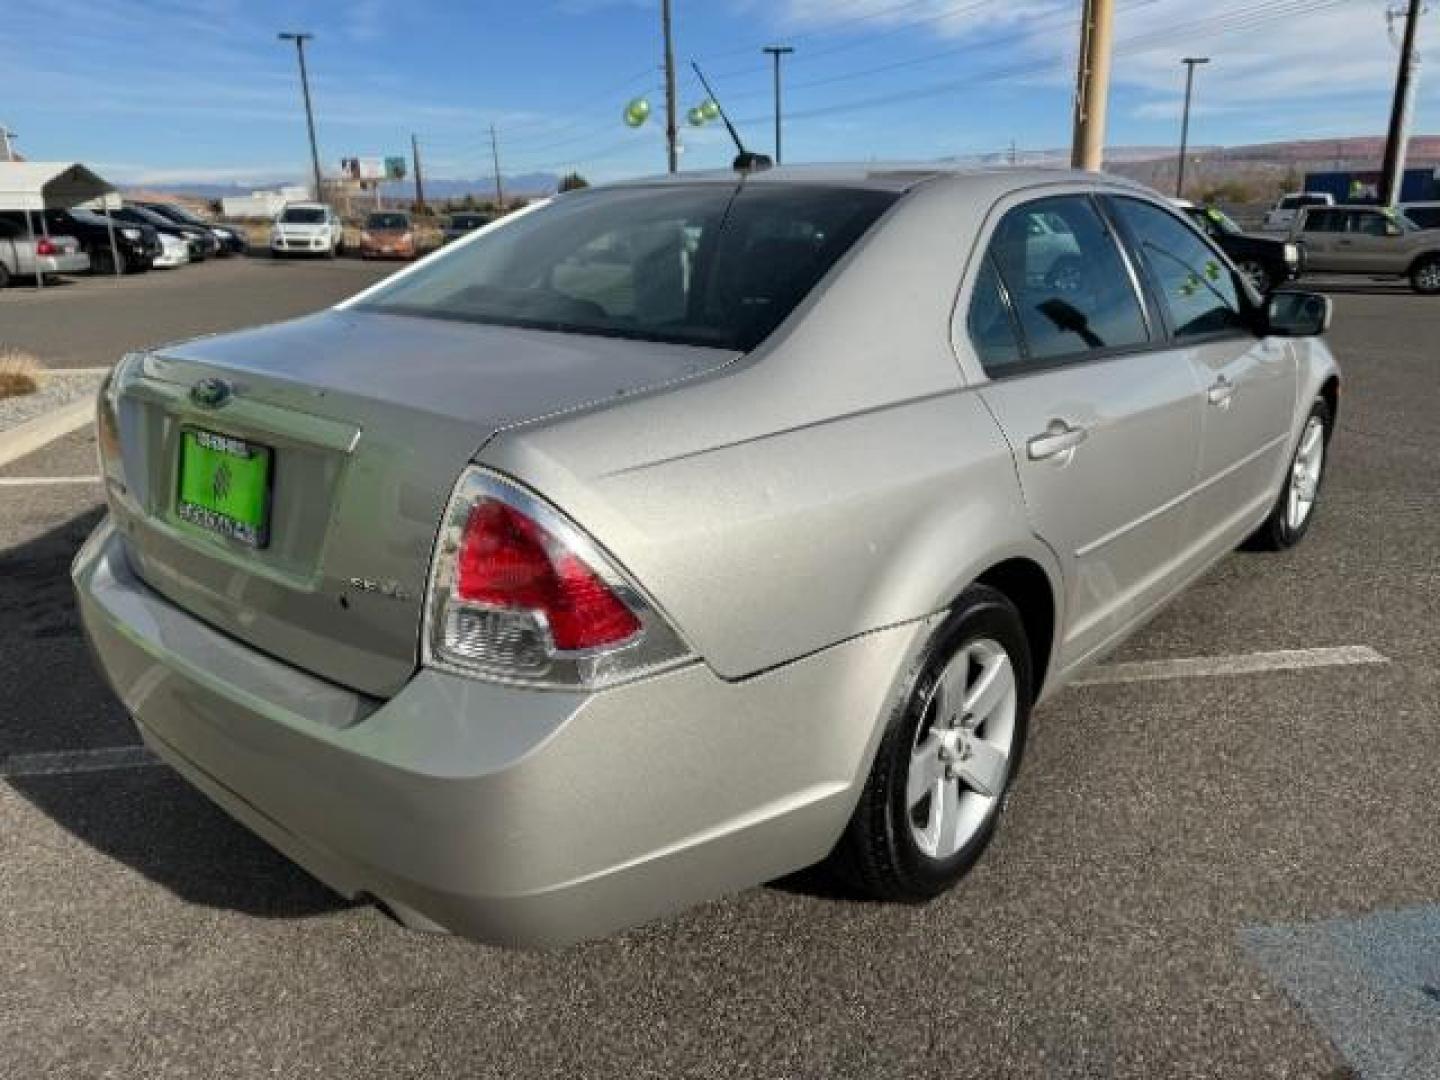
[442,212,495,244]
[1173,199,1301,294]
[109,205,218,261]
[0,208,159,274]
[137,201,246,255]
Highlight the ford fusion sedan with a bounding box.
[75,166,1339,947]
[270,202,342,258]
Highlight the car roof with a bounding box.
[282,202,329,210]
[605,162,1155,197]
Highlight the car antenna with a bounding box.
[690,62,773,174]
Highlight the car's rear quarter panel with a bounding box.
[481,177,1063,682]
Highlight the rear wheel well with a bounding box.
[974,559,1055,700]
[1319,374,1340,425]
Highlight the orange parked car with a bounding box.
[359,211,416,259]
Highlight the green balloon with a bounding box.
[623,97,651,128]
[687,106,706,127]
[700,99,720,121]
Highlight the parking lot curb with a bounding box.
[0,397,95,471]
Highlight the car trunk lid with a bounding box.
[106,309,734,697]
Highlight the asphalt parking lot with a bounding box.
[1,262,1437,1078]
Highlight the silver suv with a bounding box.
[1292,204,1440,293]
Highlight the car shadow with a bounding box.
[1,505,354,920]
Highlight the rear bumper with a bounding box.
[39,253,90,274]
[74,519,925,947]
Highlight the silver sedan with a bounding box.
[74,166,1339,946]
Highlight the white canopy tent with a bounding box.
[0,162,124,286]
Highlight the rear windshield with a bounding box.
[280,207,327,223]
[367,213,410,229]
[357,183,897,351]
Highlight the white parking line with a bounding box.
[1074,645,1389,688]
[0,475,102,487]
[1,746,157,778]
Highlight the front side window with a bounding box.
[1109,197,1245,339]
[1303,210,1341,232]
[1349,211,1391,237]
[1405,206,1440,230]
[985,195,1148,363]
[357,184,897,351]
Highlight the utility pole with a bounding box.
[1380,0,1424,206]
[0,125,15,162]
[662,0,678,173]
[278,32,324,201]
[489,124,504,211]
[762,45,795,165]
[411,133,426,215]
[1070,0,1114,171]
[1176,56,1209,198]
[1008,139,1018,166]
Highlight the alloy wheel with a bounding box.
[1286,415,1325,531]
[907,638,1018,860]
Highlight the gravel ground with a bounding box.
[0,371,104,436]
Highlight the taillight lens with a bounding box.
[36,237,58,256]
[425,468,689,688]
[456,500,640,650]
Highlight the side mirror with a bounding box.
[1266,290,1331,337]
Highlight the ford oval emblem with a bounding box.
[190,377,232,409]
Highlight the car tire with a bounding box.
[833,584,1033,901]
[1246,397,1332,551]
[1409,255,1440,295]
[0,261,10,288]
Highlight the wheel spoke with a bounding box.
[907,735,946,808]
[934,656,969,727]
[954,737,1008,799]
[963,651,1012,727]
[935,779,963,855]
[1301,422,1323,461]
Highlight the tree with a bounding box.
[558,171,589,192]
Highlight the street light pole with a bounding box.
[1176,56,1209,198]
[762,45,795,165]
[278,32,324,201]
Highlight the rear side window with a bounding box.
[1304,210,1341,232]
[1109,197,1245,339]
[967,257,1023,374]
[1348,211,1389,236]
[358,184,897,351]
[984,195,1148,364]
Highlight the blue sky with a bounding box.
[8,0,1440,188]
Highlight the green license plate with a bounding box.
[176,429,273,548]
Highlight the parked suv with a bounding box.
[1262,191,1334,233]
[108,205,217,261]
[0,216,89,285]
[270,203,342,257]
[0,208,159,274]
[1292,204,1440,293]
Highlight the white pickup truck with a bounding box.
[1261,192,1335,233]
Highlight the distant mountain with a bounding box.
[132,172,562,202]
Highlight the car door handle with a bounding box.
[1207,375,1235,406]
[1027,421,1088,461]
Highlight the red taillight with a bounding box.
[456,499,640,651]
[35,237,58,256]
